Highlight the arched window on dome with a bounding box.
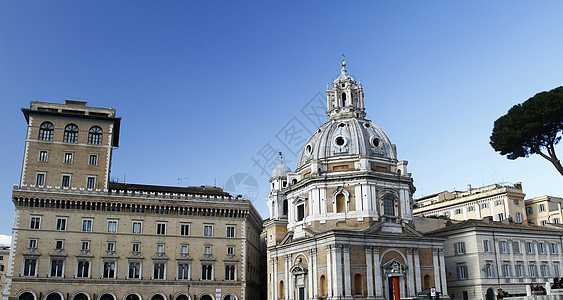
[39,121,54,141]
[88,126,103,145]
[63,124,79,143]
[282,200,288,216]
[382,194,396,217]
[342,92,347,106]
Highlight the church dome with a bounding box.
[296,117,396,170]
[272,163,291,177]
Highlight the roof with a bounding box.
[424,219,563,236]
[108,182,232,197]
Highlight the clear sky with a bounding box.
[1,1,562,240]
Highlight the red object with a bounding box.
[392,277,400,300]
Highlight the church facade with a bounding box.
[264,62,448,300]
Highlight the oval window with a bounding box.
[372,137,380,148]
[305,144,312,155]
[335,136,346,147]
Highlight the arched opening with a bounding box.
[342,92,347,106]
[354,273,364,296]
[46,293,62,300]
[150,295,164,300]
[199,296,213,300]
[279,280,285,299]
[88,126,103,145]
[423,275,431,290]
[100,294,115,300]
[38,122,54,141]
[19,292,35,300]
[282,200,288,216]
[63,124,79,143]
[336,193,346,213]
[320,275,327,297]
[222,295,236,300]
[175,295,188,300]
[486,288,495,300]
[73,293,89,300]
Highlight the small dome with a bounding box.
[296,117,396,170]
[272,163,291,177]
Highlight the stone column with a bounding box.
[344,245,352,298]
[308,249,314,300]
[366,247,375,299]
[272,257,278,300]
[285,254,291,300]
[312,249,318,300]
[546,241,553,276]
[535,242,541,279]
[414,248,422,293]
[326,246,333,298]
[407,248,415,296]
[374,247,383,298]
[494,238,502,278]
[432,249,441,292]
[439,249,448,296]
[333,245,343,298]
[509,240,515,281]
[522,239,529,279]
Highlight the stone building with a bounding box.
[414,183,527,224]
[425,218,563,300]
[524,195,563,226]
[0,247,9,295]
[264,61,448,300]
[4,100,263,300]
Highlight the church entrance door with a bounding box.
[387,276,400,300]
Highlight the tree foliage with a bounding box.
[490,86,563,176]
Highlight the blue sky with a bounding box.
[1,1,562,240]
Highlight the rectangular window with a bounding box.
[55,240,64,250]
[204,225,213,237]
[153,263,165,279]
[526,242,535,254]
[180,223,190,236]
[541,264,550,277]
[551,243,559,254]
[180,245,188,254]
[483,239,492,252]
[29,239,37,249]
[514,199,520,205]
[132,221,142,234]
[529,264,538,278]
[204,245,212,255]
[227,246,234,256]
[539,204,546,212]
[485,262,495,278]
[513,241,521,254]
[226,225,235,238]
[50,259,64,277]
[63,152,73,164]
[515,213,524,223]
[36,173,45,186]
[457,265,468,280]
[23,259,37,276]
[497,213,504,221]
[87,176,96,189]
[225,264,236,280]
[554,263,560,277]
[103,261,116,278]
[156,243,164,253]
[502,263,511,278]
[61,174,71,188]
[454,242,466,255]
[500,241,508,253]
[82,219,93,232]
[81,241,89,251]
[56,217,67,231]
[516,264,525,278]
[77,260,90,278]
[107,220,118,233]
[178,263,190,279]
[538,242,547,254]
[129,262,141,279]
[107,242,115,252]
[132,242,140,253]
[454,208,462,215]
[467,206,475,212]
[526,207,533,215]
[541,220,548,226]
[30,216,41,230]
[554,218,561,224]
[297,204,305,221]
[156,222,166,235]
[39,150,48,162]
[89,154,98,166]
[201,264,213,280]
[495,200,503,206]
[481,203,488,209]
